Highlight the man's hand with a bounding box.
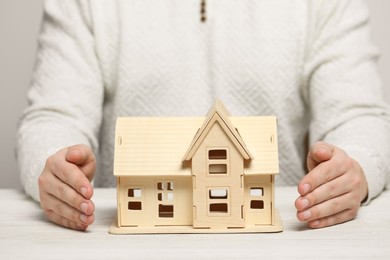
[295,142,368,228]
[38,144,96,231]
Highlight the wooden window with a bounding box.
[249,187,264,210]
[167,192,174,201]
[250,200,264,209]
[208,149,227,159]
[127,187,142,211]
[250,187,263,197]
[209,189,228,199]
[128,188,142,198]
[159,204,174,218]
[128,201,142,210]
[209,203,228,213]
[207,148,229,175]
[157,181,175,218]
[167,181,173,190]
[208,188,229,215]
[209,164,227,174]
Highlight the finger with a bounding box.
[295,173,352,211]
[43,172,95,215]
[306,142,333,171]
[46,210,88,231]
[296,192,358,223]
[65,144,96,182]
[42,193,95,227]
[307,208,358,229]
[45,209,91,231]
[40,182,95,230]
[39,169,95,215]
[48,156,93,199]
[298,150,352,196]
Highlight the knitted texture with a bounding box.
[17,0,390,203]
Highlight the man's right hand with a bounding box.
[38,144,96,231]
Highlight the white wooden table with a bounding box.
[1,187,389,259]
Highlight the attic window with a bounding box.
[209,164,227,174]
[208,149,227,159]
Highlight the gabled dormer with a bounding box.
[183,99,253,162]
[182,100,254,228]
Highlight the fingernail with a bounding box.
[317,148,328,153]
[77,223,85,228]
[80,214,88,223]
[301,198,310,209]
[303,210,311,220]
[71,149,82,156]
[311,220,320,227]
[80,202,88,213]
[303,184,311,194]
[80,187,88,197]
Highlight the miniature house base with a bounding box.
[109,101,283,234]
[109,211,282,234]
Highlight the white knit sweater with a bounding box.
[17,0,390,203]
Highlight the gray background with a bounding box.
[1,1,389,189]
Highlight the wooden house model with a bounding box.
[109,101,282,234]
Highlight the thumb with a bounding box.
[307,142,333,171]
[66,144,96,181]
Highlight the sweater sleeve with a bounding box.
[16,0,104,202]
[302,0,390,204]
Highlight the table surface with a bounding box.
[1,187,389,259]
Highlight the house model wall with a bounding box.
[109,101,282,234]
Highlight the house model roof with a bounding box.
[113,102,279,177]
